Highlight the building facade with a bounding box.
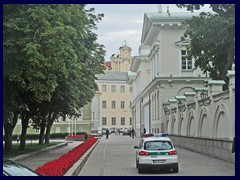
[128,9,211,137]
[128,6,235,162]
[104,44,133,72]
[13,104,93,135]
[96,71,132,130]
[93,44,133,131]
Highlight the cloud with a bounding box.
[89,4,212,60]
[100,30,141,41]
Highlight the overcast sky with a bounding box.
[86,4,212,61]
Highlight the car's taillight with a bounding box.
[139,151,149,156]
[169,150,177,155]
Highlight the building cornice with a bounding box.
[131,76,211,107]
[148,44,159,60]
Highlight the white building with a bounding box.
[128,9,211,137]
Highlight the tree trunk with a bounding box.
[45,112,55,144]
[220,27,235,90]
[4,125,14,153]
[19,113,29,151]
[38,118,46,145]
[44,125,52,144]
[4,112,18,153]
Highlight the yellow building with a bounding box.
[94,44,133,131]
[96,71,132,131]
[104,44,132,72]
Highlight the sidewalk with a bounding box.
[12,139,84,171]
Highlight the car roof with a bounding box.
[142,136,171,142]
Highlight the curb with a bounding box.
[11,142,68,161]
[64,139,100,176]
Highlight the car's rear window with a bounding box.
[144,140,173,150]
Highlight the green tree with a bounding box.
[3,4,105,151]
[177,4,235,89]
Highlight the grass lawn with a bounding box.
[3,142,60,159]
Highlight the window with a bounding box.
[112,101,116,109]
[102,101,106,108]
[130,118,132,125]
[144,141,173,150]
[111,85,116,92]
[120,85,125,92]
[181,50,193,70]
[112,117,116,125]
[121,117,125,125]
[102,85,106,92]
[121,101,125,109]
[102,117,107,125]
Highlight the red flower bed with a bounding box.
[35,138,97,176]
[66,134,97,139]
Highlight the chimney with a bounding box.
[158,4,162,13]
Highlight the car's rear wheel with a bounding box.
[136,160,138,168]
[172,166,179,173]
[138,165,144,173]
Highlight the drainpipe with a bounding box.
[149,92,151,133]
[140,98,143,137]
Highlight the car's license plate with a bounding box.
[153,160,166,163]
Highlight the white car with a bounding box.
[134,134,179,173]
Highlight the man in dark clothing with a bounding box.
[84,133,88,141]
[131,128,135,139]
[106,128,110,139]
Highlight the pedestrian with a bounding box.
[106,128,109,139]
[131,128,135,139]
[84,133,88,141]
[144,128,146,134]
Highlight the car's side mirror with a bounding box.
[134,145,140,149]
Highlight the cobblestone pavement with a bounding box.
[78,134,235,176]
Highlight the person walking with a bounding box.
[131,128,135,139]
[106,128,110,139]
[84,133,88,141]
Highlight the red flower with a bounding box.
[35,138,97,176]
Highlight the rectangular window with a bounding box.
[121,101,125,109]
[130,118,132,125]
[121,117,125,125]
[120,85,125,92]
[111,85,116,92]
[102,117,107,125]
[181,50,193,70]
[112,117,116,125]
[102,101,106,109]
[102,84,106,92]
[112,101,116,109]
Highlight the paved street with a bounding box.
[79,134,235,176]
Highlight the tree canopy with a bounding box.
[3,4,105,151]
[177,4,235,88]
